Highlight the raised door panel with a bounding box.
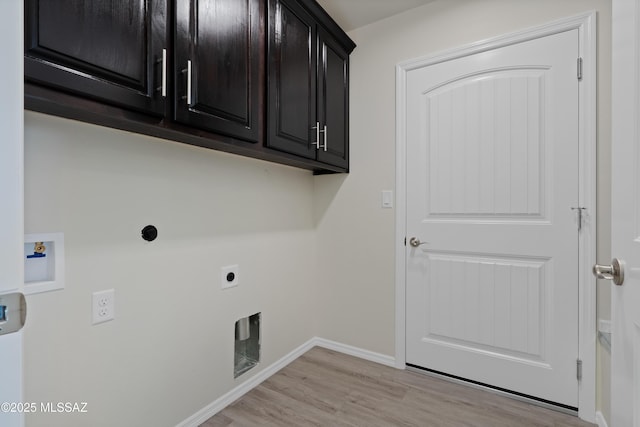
[25,0,166,115]
[424,70,546,220]
[423,253,546,360]
[267,0,317,158]
[174,0,262,143]
[317,29,348,169]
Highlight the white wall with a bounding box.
[314,0,612,419]
[23,112,318,427]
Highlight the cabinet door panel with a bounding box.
[317,30,349,169]
[267,0,317,158]
[175,0,262,143]
[25,0,166,115]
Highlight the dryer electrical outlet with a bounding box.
[221,265,239,289]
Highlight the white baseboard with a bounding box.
[175,338,316,427]
[313,337,396,367]
[175,337,396,427]
[595,411,609,427]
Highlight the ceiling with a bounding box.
[316,0,436,32]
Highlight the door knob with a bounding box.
[0,292,27,336]
[409,237,428,247]
[593,258,625,286]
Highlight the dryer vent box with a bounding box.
[234,312,260,378]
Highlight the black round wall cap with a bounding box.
[141,225,158,242]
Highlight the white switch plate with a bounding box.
[221,265,239,289]
[382,190,393,208]
[92,289,115,325]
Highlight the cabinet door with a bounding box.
[317,29,349,169]
[267,0,317,158]
[174,0,263,143]
[25,0,166,115]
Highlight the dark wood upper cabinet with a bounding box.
[267,0,317,159]
[24,0,355,173]
[25,0,167,115]
[317,28,349,169]
[174,0,263,143]
[267,0,354,169]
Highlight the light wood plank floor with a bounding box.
[201,347,596,427]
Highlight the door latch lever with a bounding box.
[571,207,586,231]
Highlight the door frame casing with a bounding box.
[0,1,25,426]
[395,12,597,421]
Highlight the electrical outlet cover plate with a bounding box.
[221,265,239,289]
[92,289,115,324]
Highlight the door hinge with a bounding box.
[577,359,583,381]
[577,57,583,81]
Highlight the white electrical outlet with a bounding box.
[92,289,115,324]
[221,265,239,289]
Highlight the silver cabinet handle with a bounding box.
[322,124,327,151]
[312,123,327,151]
[186,60,193,106]
[312,122,323,149]
[593,258,625,286]
[161,48,167,97]
[314,121,320,149]
[409,237,428,247]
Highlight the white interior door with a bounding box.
[610,0,640,425]
[406,29,580,407]
[0,1,25,426]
